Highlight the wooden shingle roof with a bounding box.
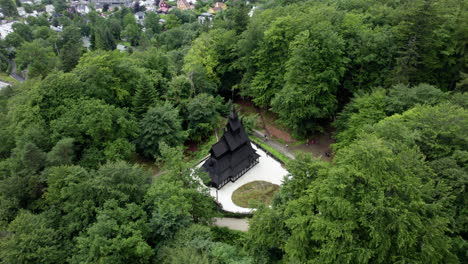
[202,107,260,189]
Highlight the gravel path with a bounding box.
[214,217,249,232]
[253,129,295,160]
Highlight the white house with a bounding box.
[135,11,145,23]
[198,12,214,24]
[138,0,157,11]
[17,7,27,17]
[0,21,15,40]
[45,5,55,15]
[70,2,91,15]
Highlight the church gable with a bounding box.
[202,107,260,189]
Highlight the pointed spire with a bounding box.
[229,104,238,120]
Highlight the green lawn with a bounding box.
[232,181,280,208]
[117,41,131,47]
[251,136,291,164]
[0,72,18,84]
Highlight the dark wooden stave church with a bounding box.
[203,107,260,189]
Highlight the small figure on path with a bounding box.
[285,144,289,148]
[325,152,330,157]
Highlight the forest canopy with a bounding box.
[0,0,466,263]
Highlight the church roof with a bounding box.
[202,107,260,189]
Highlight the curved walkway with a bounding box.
[200,144,288,214]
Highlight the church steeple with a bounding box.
[202,105,260,189]
[228,105,241,132]
[229,104,237,118]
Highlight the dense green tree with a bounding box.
[73,50,156,107]
[50,98,138,167]
[333,89,387,150]
[12,22,32,41]
[108,17,123,40]
[92,20,116,51]
[4,31,24,48]
[11,142,46,175]
[32,26,53,40]
[26,15,49,27]
[132,47,171,79]
[271,24,346,136]
[144,12,162,35]
[186,93,223,141]
[43,166,99,237]
[0,211,63,263]
[157,224,253,264]
[58,26,84,72]
[157,22,202,51]
[165,75,193,104]
[171,9,196,24]
[248,135,459,263]
[334,84,448,150]
[338,12,396,94]
[52,0,67,13]
[121,23,140,46]
[392,0,462,89]
[248,14,308,107]
[384,83,447,114]
[46,137,75,166]
[131,79,162,118]
[71,200,153,264]
[29,71,84,122]
[214,0,250,34]
[0,0,18,17]
[16,39,58,78]
[164,14,182,30]
[145,168,216,243]
[184,28,236,86]
[22,3,31,13]
[93,161,150,205]
[123,12,137,28]
[137,103,185,158]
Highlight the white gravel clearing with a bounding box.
[198,144,289,214]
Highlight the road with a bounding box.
[9,60,25,83]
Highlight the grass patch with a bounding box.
[232,181,280,208]
[0,72,18,84]
[251,136,291,164]
[117,41,131,47]
[274,137,286,145]
[291,139,307,146]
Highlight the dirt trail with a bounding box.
[253,129,295,160]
